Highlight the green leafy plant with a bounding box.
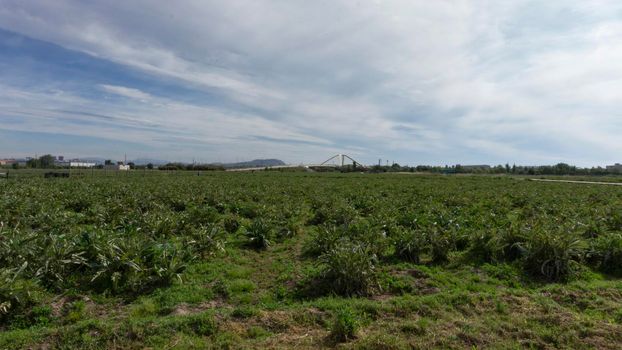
[428,228,454,263]
[223,216,240,234]
[0,263,41,323]
[244,219,272,250]
[303,224,341,257]
[393,228,427,263]
[317,240,379,296]
[330,307,359,342]
[188,225,225,257]
[519,230,586,281]
[590,233,622,275]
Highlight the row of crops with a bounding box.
[1,172,622,328]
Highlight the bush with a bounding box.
[223,216,240,234]
[466,230,499,263]
[186,206,220,226]
[330,307,359,342]
[244,219,272,250]
[494,227,527,262]
[519,231,586,282]
[78,232,192,294]
[317,240,379,296]
[466,227,525,264]
[309,203,357,226]
[188,225,225,257]
[275,218,300,241]
[0,263,42,324]
[591,233,622,275]
[393,228,427,263]
[428,229,453,263]
[303,224,342,257]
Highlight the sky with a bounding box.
[1,1,622,166]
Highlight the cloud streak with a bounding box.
[1,1,622,165]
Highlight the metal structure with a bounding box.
[319,154,365,168]
[225,154,367,172]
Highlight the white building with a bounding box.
[104,164,130,171]
[70,162,96,168]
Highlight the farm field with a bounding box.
[2,172,622,349]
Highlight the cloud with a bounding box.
[1,1,622,165]
[99,84,152,101]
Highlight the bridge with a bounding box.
[226,154,366,172]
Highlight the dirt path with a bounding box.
[530,178,622,186]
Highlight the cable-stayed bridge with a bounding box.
[226,154,366,172]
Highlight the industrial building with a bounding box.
[69,161,96,168]
[606,163,622,173]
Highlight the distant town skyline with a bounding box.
[2,1,622,167]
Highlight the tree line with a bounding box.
[366,162,620,176]
[8,155,622,176]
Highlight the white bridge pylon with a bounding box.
[319,154,365,167]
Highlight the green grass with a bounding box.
[1,172,622,348]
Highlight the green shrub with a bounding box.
[65,300,87,323]
[186,206,220,226]
[141,241,191,287]
[393,228,427,263]
[188,225,225,257]
[520,231,586,281]
[591,233,622,275]
[0,263,42,324]
[467,227,526,264]
[309,203,357,226]
[80,232,191,294]
[303,224,342,257]
[330,307,359,342]
[212,279,230,299]
[183,312,217,336]
[244,219,272,250]
[428,229,453,263]
[318,240,379,296]
[65,198,91,213]
[466,230,499,263]
[275,218,300,241]
[223,216,240,234]
[494,226,527,262]
[169,199,187,212]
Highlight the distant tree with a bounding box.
[105,160,113,165]
[39,154,55,168]
[11,162,18,170]
[147,163,154,170]
[127,162,135,169]
[26,155,55,168]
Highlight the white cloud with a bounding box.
[99,84,152,101]
[1,1,622,165]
